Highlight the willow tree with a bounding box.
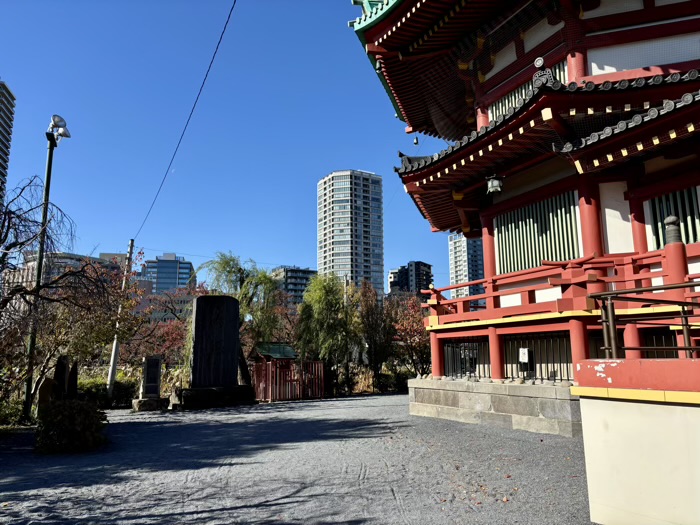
[199,252,286,385]
[296,274,361,395]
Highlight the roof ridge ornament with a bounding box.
[532,57,555,88]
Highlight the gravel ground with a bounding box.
[0,395,590,525]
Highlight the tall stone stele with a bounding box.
[190,295,240,389]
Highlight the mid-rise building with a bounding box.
[271,266,317,306]
[317,170,384,296]
[388,261,432,297]
[3,252,120,293]
[448,234,484,300]
[0,80,16,204]
[139,253,195,294]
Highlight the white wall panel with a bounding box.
[600,182,634,254]
[588,32,700,75]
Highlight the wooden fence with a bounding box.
[253,361,324,402]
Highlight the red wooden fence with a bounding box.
[253,361,324,402]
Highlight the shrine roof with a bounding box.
[399,70,700,233]
[397,70,700,176]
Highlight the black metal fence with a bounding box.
[443,338,491,379]
[503,332,573,382]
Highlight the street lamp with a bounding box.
[23,115,71,420]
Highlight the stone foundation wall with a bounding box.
[408,378,581,437]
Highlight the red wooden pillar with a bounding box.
[566,50,586,84]
[569,319,589,382]
[629,195,652,288]
[476,106,489,130]
[624,324,643,359]
[430,331,444,377]
[481,214,497,310]
[488,326,505,380]
[578,176,606,295]
[662,217,690,357]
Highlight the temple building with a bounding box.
[352,2,700,520]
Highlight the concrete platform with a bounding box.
[408,378,581,437]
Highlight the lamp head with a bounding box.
[486,175,503,194]
[57,127,71,139]
[51,115,67,129]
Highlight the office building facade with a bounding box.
[140,253,195,294]
[0,81,16,204]
[317,170,384,296]
[389,261,432,297]
[448,234,484,300]
[271,266,317,307]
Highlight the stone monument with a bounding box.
[132,356,168,411]
[177,295,254,408]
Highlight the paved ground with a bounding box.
[0,395,590,524]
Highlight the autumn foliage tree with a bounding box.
[0,177,143,405]
[387,294,432,376]
[358,281,396,390]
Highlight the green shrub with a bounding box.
[0,399,26,426]
[35,400,108,453]
[78,378,138,409]
[391,370,412,393]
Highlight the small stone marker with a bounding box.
[140,356,162,399]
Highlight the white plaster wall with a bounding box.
[581,397,700,525]
[599,182,635,254]
[582,0,644,19]
[588,32,700,75]
[523,18,564,53]
[534,286,562,303]
[499,293,522,307]
[485,42,516,81]
[650,262,664,289]
[656,0,691,6]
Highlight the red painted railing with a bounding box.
[425,242,700,330]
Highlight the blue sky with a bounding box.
[3,1,452,290]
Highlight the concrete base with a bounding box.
[408,378,580,437]
[581,397,700,525]
[132,398,169,412]
[174,386,255,410]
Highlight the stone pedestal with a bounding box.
[408,378,581,437]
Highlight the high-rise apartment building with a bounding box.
[271,266,317,307]
[448,234,484,300]
[0,81,16,204]
[317,170,384,296]
[388,261,433,297]
[140,253,196,294]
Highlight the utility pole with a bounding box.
[107,239,135,398]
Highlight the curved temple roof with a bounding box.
[397,70,700,233]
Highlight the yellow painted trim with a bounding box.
[665,391,700,404]
[541,107,553,121]
[571,386,607,398]
[426,306,680,331]
[573,387,700,405]
[428,315,439,327]
[608,388,665,402]
[426,299,437,305]
[575,160,584,174]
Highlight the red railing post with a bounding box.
[662,216,690,357]
[488,326,505,380]
[430,331,444,378]
[569,319,589,382]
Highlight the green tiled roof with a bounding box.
[257,343,297,359]
[350,0,403,34]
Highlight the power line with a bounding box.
[133,0,238,240]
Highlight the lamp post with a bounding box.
[23,115,71,420]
